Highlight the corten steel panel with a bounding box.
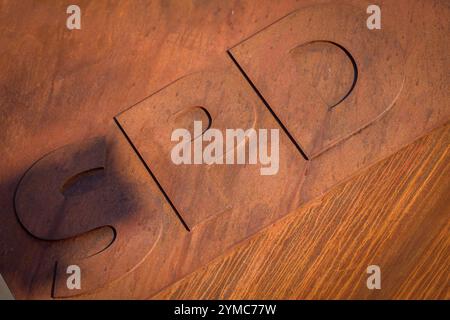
[154,124,450,300]
[14,125,172,297]
[231,2,450,202]
[116,63,307,229]
[0,0,449,299]
[230,3,406,158]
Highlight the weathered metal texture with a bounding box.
[230,3,406,158]
[288,3,450,201]
[230,2,450,201]
[116,63,307,229]
[15,126,167,297]
[2,0,449,299]
[13,61,310,298]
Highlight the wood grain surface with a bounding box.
[155,123,449,300]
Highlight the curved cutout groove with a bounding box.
[290,40,358,109]
[60,166,105,196]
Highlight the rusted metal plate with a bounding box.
[13,62,309,298]
[4,0,450,300]
[298,4,450,200]
[116,61,307,229]
[15,125,169,297]
[230,3,406,158]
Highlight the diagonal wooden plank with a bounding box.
[154,123,449,299]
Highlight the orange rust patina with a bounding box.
[1,0,449,298]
